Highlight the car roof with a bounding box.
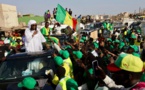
[6,49,54,61]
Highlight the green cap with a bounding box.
[107,53,143,72]
[82,36,86,41]
[107,38,112,42]
[54,56,63,66]
[73,50,83,59]
[80,39,84,43]
[131,34,136,39]
[114,39,120,43]
[66,78,78,90]
[59,50,70,59]
[93,42,99,49]
[119,42,125,49]
[130,45,139,52]
[18,77,36,89]
[64,45,72,49]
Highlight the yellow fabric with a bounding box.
[62,63,71,77]
[59,76,70,90]
[63,58,73,69]
[107,23,110,30]
[63,58,74,78]
[134,40,140,46]
[52,74,59,85]
[99,29,102,34]
[64,12,73,27]
[124,31,127,35]
[20,42,23,45]
[12,37,17,41]
[121,54,143,72]
[143,62,145,70]
[16,37,22,40]
[42,27,50,35]
[46,28,49,35]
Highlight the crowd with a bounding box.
[0,17,145,90]
[44,7,73,22]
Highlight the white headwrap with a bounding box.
[28,20,37,29]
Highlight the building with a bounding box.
[0,4,18,28]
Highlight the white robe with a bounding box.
[25,28,46,52]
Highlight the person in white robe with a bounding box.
[25,20,46,52]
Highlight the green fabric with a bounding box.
[73,50,83,59]
[132,52,140,58]
[137,29,141,33]
[18,77,36,89]
[88,68,94,75]
[140,73,145,82]
[54,56,63,66]
[56,4,66,23]
[41,27,49,35]
[110,24,113,30]
[115,53,128,67]
[59,50,70,59]
[110,45,114,49]
[66,78,78,90]
[10,41,18,47]
[83,68,94,77]
[107,23,111,30]
[130,45,138,52]
[103,22,107,29]
[49,37,59,44]
[73,36,77,41]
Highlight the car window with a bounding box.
[0,53,55,81]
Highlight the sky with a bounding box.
[0,0,145,16]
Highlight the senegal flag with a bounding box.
[56,4,77,30]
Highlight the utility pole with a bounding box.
[134,10,136,14]
[139,7,141,14]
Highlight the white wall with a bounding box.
[0,4,18,28]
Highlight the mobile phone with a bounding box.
[92,60,99,76]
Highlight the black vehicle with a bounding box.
[0,49,56,90]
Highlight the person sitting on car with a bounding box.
[41,22,50,43]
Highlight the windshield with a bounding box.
[0,53,55,80]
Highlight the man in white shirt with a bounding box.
[25,20,46,52]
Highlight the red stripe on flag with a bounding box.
[72,18,77,31]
